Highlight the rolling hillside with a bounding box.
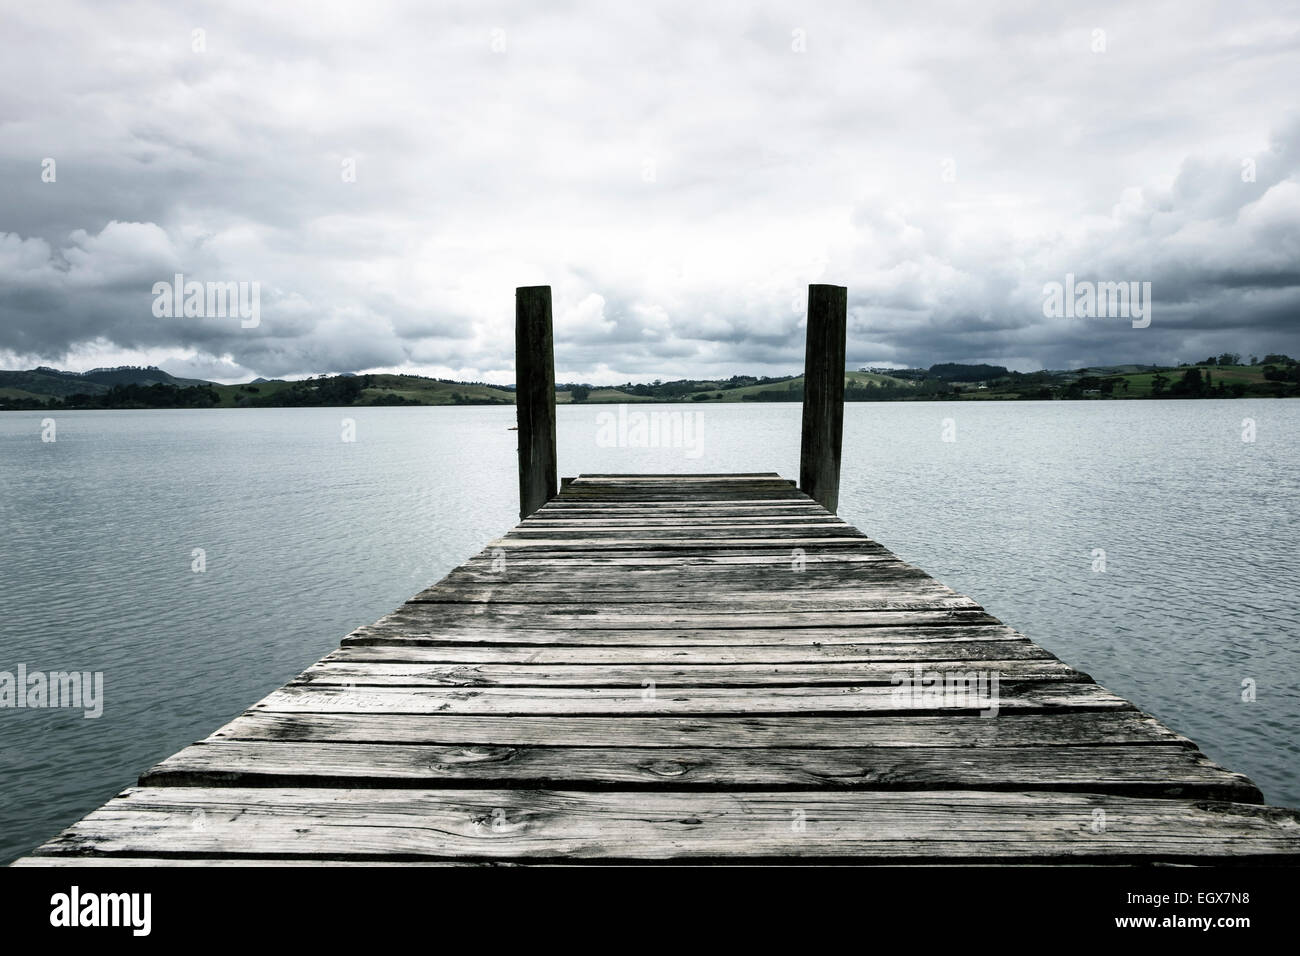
[0,366,211,401]
[3,359,1295,410]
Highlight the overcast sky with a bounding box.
[1,0,1298,384]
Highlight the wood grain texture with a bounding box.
[207,711,1196,748]
[343,622,1021,648]
[20,472,1296,866]
[139,742,1260,801]
[515,286,557,519]
[294,658,1083,687]
[324,639,1056,665]
[799,284,847,512]
[32,788,1300,863]
[249,682,1130,715]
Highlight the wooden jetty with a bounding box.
[15,285,1300,865]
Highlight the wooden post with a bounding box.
[799,284,847,513]
[516,286,558,519]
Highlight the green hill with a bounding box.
[3,358,1295,410]
[211,373,515,407]
[0,365,208,399]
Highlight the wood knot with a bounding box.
[643,760,690,777]
[429,747,516,770]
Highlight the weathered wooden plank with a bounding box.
[510,526,854,536]
[251,681,1128,715]
[345,622,1018,647]
[524,513,832,523]
[138,742,1260,801]
[515,518,854,528]
[534,496,811,504]
[533,504,826,514]
[442,565,926,582]
[10,857,476,867]
[539,493,818,502]
[570,475,785,482]
[408,584,968,606]
[208,711,1196,748]
[460,550,900,566]
[549,494,810,504]
[402,595,980,615]
[296,658,1083,687]
[557,482,800,491]
[563,487,801,496]
[435,572,918,591]
[413,578,958,597]
[506,528,864,541]
[34,789,1300,863]
[439,564,917,585]
[488,537,872,549]
[354,608,991,638]
[514,526,854,537]
[325,639,1055,665]
[438,560,925,580]
[465,549,894,562]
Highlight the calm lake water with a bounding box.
[1,401,1297,862]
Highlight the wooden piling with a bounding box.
[516,286,558,520]
[799,284,848,513]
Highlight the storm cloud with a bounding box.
[1,0,1297,382]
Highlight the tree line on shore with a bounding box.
[4,355,1297,410]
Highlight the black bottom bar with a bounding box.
[1,864,1293,941]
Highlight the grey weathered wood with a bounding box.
[462,550,897,567]
[209,711,1195,748]
[436,561,915,583]
[799,284,848,512]
[10,857,473,867]
[326,639,1052,665]
[343,606,994,641]
[296,657,1081,687]
[486,537,872,550]
[139,742,1259,801]
[33,788,1300,863]
[251,681,1128,715]
[343,623,1030,649]
[515,285,557,519]
[408,584,969,607]
[515,520,856,532]
[21,471,1295,866]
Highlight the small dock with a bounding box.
[16,284,1300,865]
[17,473,1300,864]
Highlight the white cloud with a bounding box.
[0,0,1297,380]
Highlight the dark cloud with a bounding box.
[0,1,1297,382]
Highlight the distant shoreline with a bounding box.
[4,359,1298,410]
[5,395,1299,412]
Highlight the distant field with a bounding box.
[1105,365,1269,398]
[0,387,45,402]
[212,380,300,407]
[662,370,917,403]
[211,374,513,407]
[559,388,655,403]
